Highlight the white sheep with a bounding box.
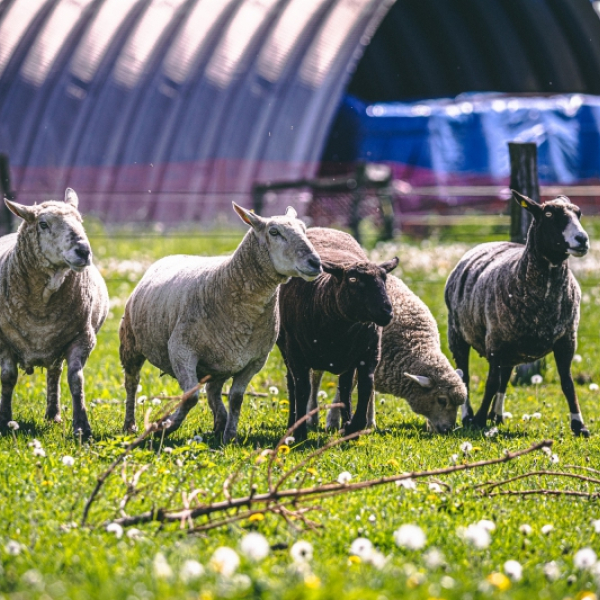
[120,203,322,443]
[445,192,590,435]
[0,189,108,437]
[309,275,466,433]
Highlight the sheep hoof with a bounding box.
[461,415,474,427]
[572,421,591,437]
[73,427,92,440]
[341,421,367,438]
[45,413,62,424]
[489,412,504,425]
[124,422,138,433]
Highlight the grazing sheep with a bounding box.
[445,191,590,435]
[120,203,322,443]
[277,227,398,441]
[309,275,467,433]
[0,189,108,437]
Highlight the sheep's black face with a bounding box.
[323,258,398,326]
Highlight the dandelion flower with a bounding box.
[574,354,583,363]
[423,548,445,569]
[153,553,173,579]
[393,524,426,550]
[33,446,46,458]
[574,547,597,570]
[542,446,552,456]
[485,426,499,438]
[180,559,204,582]
[504,560,523,581]
[541,524,554,535]
[462,523,491,549]
[460,442,473,454]
[368,550,387,570]
[531,374,543,385]
[5,540,22,555]
[240,532,270,562]
[290,540,313,563]
[396,477,416,490]
[543,561,560,582]
[106,523,123,539]
[550,454,559,465]
[368,514,377,523]
[450,453,459,464]
[210,547,240,577]
[284,436,295,445]
[477,519,496,532]
[349,538,373,560]
[7,421,18,430]
[269,386,279,395]
[151,397,162,406]
[531,412,542,419]
[441,575,455,589]
[192,435,203,443]
[503,412,513,419]
[162,447,173,454]
[126,528,142,540]
[519,524,532,535]
[61,455,75,466]
[317,390,327,399]
[428,482,442,493]
[590,383,599,392]
[337,471,352,485]
[137,395,147,405]
[592,519,600,533]
[522,414,531,421]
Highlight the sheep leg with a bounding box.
[286,367,297,429]
[223,363,260,444]
[307,370,324,429]
[326,386,343,431]
[206,379,228,437]
[343,362,374,435]
[290,367,312,441]
[489,365,512,424]
[449,332,473,424]
[338,369,354,424]
[554,335,590,437]
[0,357,17,428]
[66,344,92,439]
[45,362,64,423]
[472,359,500,429]
[122,352,145,433]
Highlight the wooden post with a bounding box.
[509,142,544,383]
[509,142,539,243]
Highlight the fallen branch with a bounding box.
[486,489,600,499]
[476,470,600,492]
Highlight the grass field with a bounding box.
[2,223,600,600]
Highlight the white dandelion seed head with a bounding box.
[531,412,542,419]
[337,471,352,485]
[504,559,523,581]
[151,397,162,405]
[136,384,143,393]
[290,540,313,563]
[153,553,173,579]
[541,524,554,535]
[441,575,456,589]
[460,442,473,454]
[61,455,75,466]
[33,447,46,458]
[574,547,597,570]
[162,447,173,454]
[393,524,426,550]
[368,514,377,523]
[519,524,533,536]
[29,439,42,449]
[269,386,279,396]
[450,453,459,464]
[484,426,499,438]
[106,523,123,539]
[349,537,373,560]
[284,436,295,445]
[531,374,543,385]
[522,414,531,421]
[423,548,445,569]
[193,435,203,443]
[396,477,416,490]
[573,354,583,363]
[210,546,240,577]
[126,528,143,540]
[240,532,270,562]
[543,561,560,582]
[592,519,600,534]
[590,383,599,392]
[477,519,496,532]
[428,482,442,493]
[179,559,204,583]
[462,524,491,549]
[162,419,172,429]
[317,390,327,399]
[550,454,559,465]
[137,395,147,405]
[7,420,19,430]
[503,412,513,419]
[5,540,22,555]
[541,446,552,456]
[367,550,387,570]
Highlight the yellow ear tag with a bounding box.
[520,201,528,207]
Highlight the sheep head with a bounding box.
[512,190,589,264]
[5,188,92,272]
[402,367,467,434]
[321,257,398,327]
[232,202,322,281]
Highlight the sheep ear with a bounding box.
[403,372,433,388]
[321,260,345,280]
[232,202,265,231]
[379,257,399,273]
[512,190,542,218]
[5,199,36,223]
[456,368,464,379]
[285,206,298,219]
[64,188,79,208]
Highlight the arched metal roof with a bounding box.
[0,0,598,222]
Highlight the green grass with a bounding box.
[2,225,600,600]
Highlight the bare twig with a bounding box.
[487,489,600,499]
[476,470,600,492]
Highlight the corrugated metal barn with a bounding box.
[1,0,600,223]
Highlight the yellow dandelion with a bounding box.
[278,444,290,455]
[348,555,361,565]
[576,592,598,600]
[307,468,318,476]
[248,513,265,522]
[304,574,321,589]
[487,572,511,591]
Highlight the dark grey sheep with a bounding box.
[309,275,466,433]
[120,203,322,443]
[0,189,108,437]
[445,191,590,435]
[277,227,398,441]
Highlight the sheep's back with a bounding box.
[307,227,367,265]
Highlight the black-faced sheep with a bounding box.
[445,191,590,435]
[120,203,322,443]
[309,274,467,433]
[277,227,398,441]
[0,189,108,437]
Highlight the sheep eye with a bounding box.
[269,228,279,237]
[437,397,446,406]
[349,277,357,283]
[544,211,552,218]
[39,221,49,230]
